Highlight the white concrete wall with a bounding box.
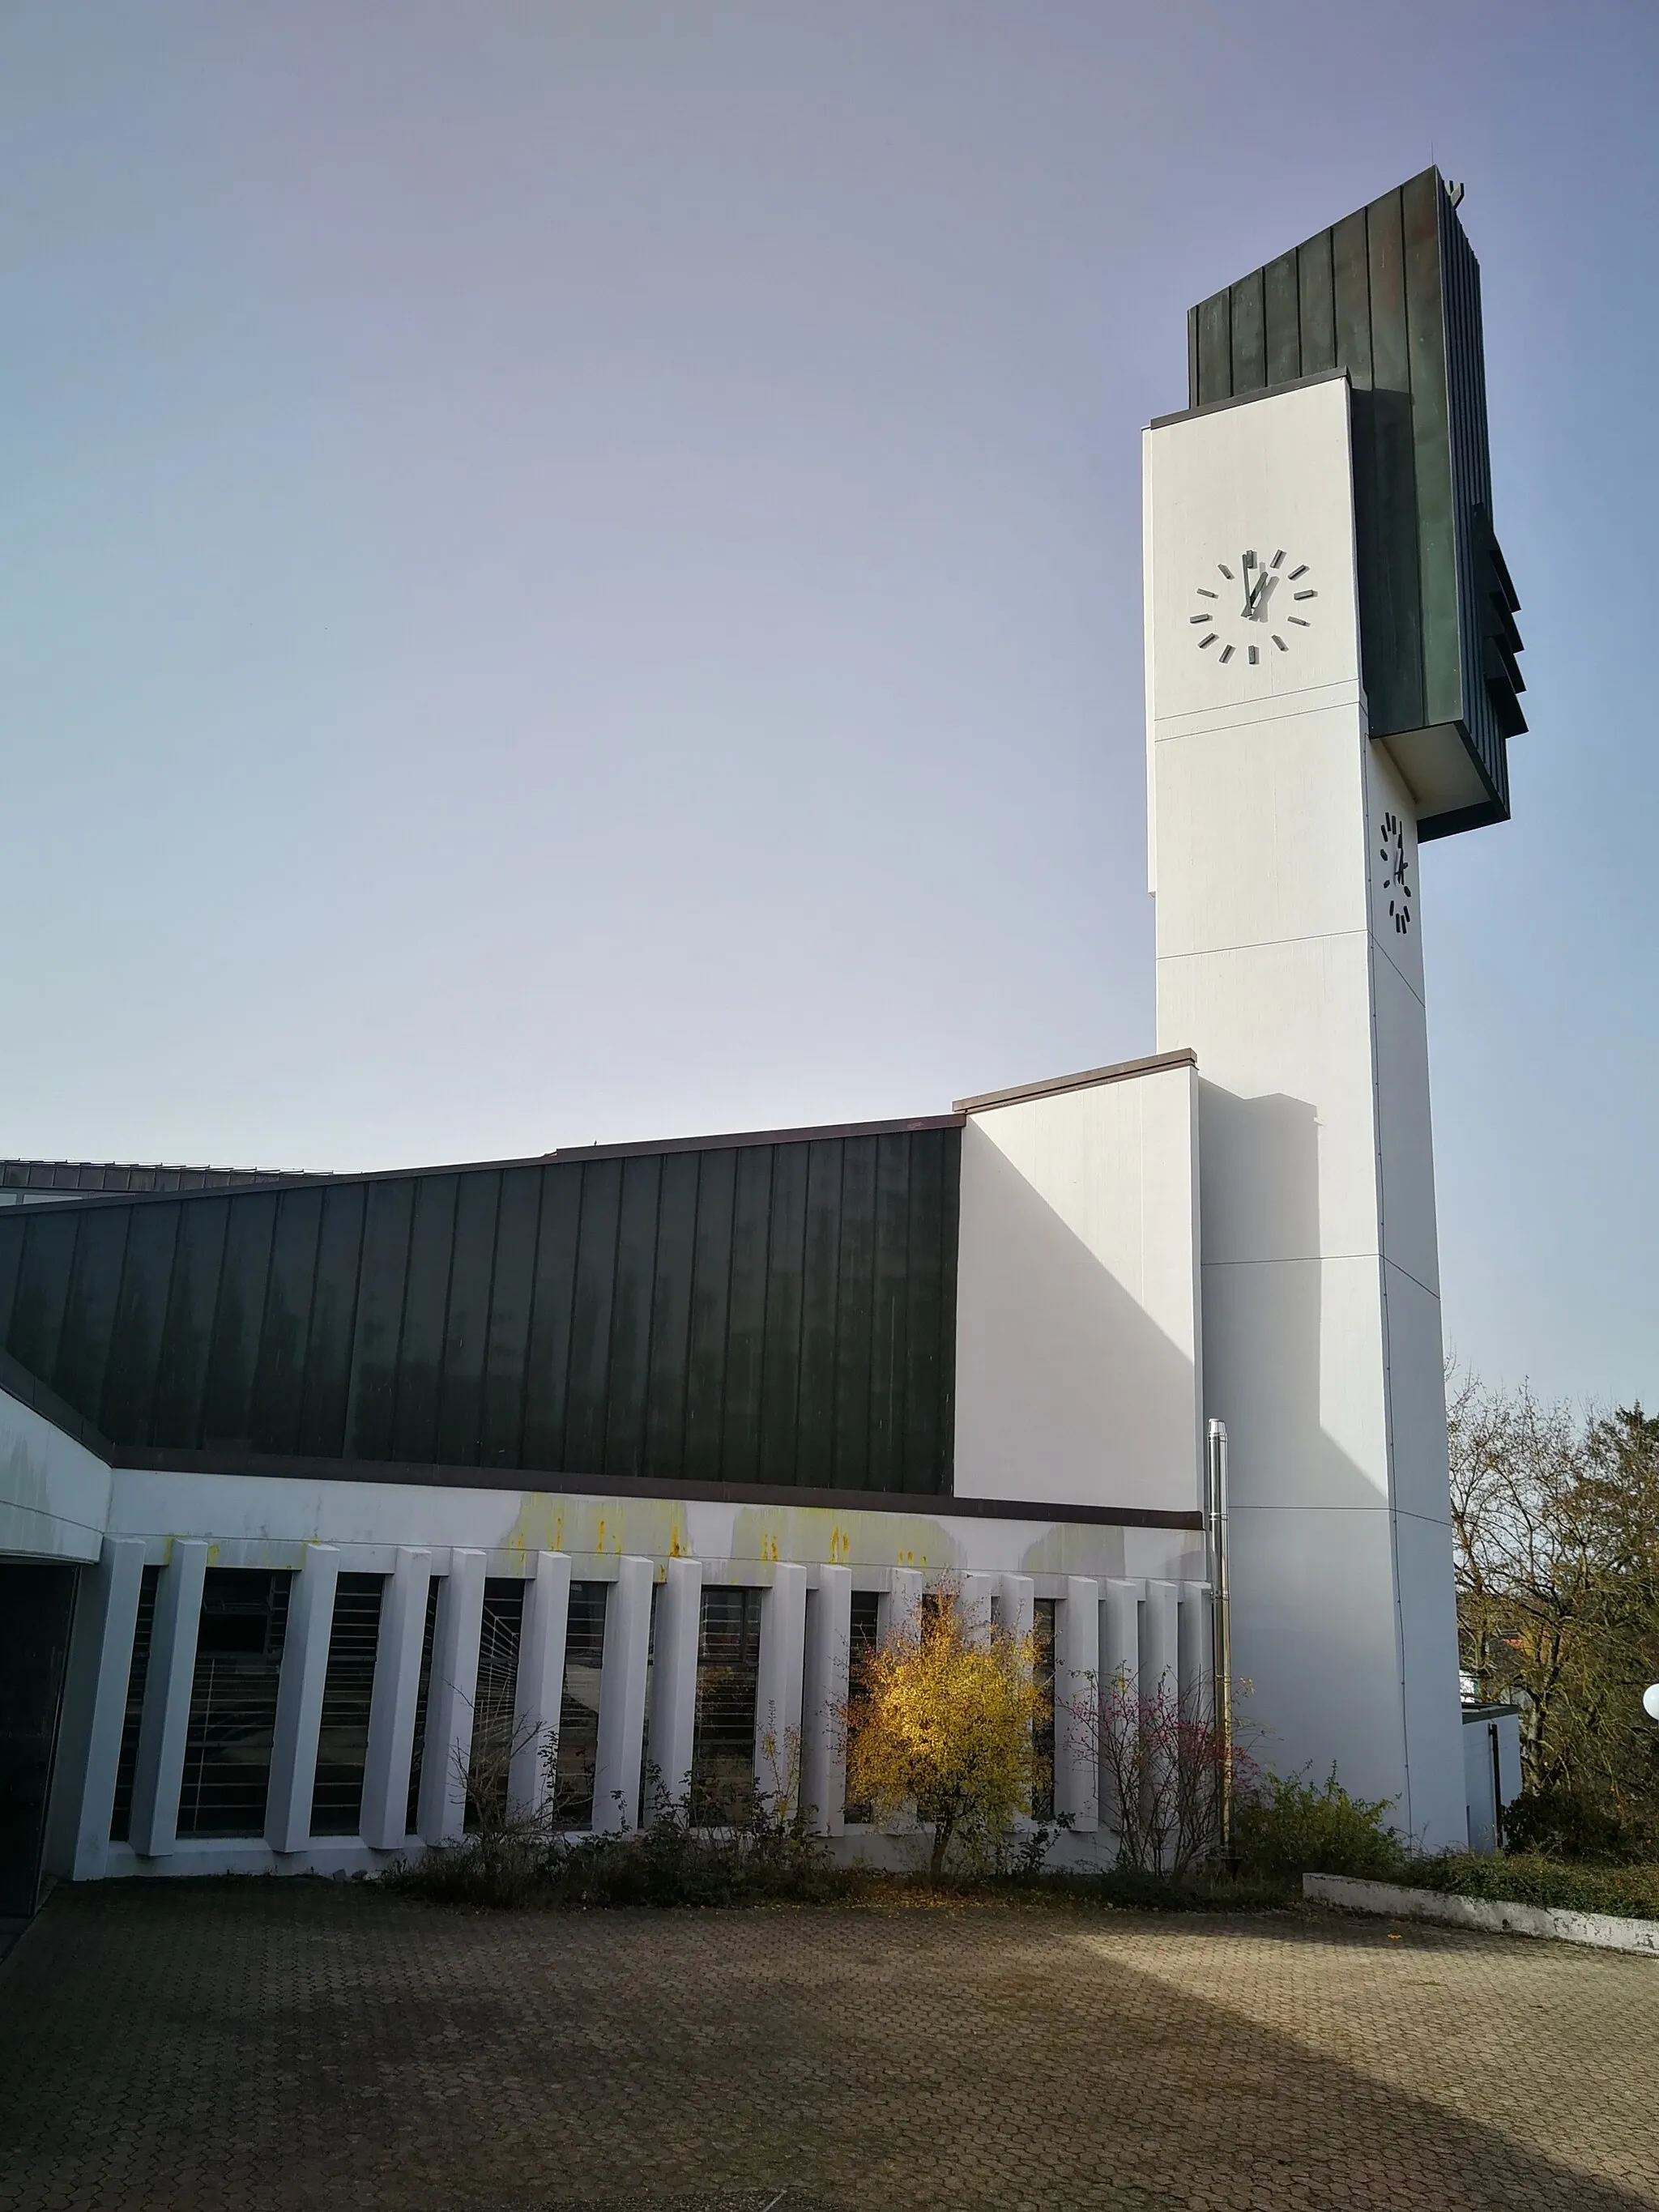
[0,1384,111,1562]
[51,1462,1204,1878]
[100,1465,1202,1583]
[953,1058,1203,1514]
[1145,373,1466,1850]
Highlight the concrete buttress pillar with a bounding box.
[592,1556,653,1832]
[755,1563,808,1811]
[45,1536,147,1881]
[360,1546,432,1849]
[266,1545,340,1852]
[959,1571,997,1646]
[802,1565,852,1836]
[644,1556,701,1822]
[1141,1580,1180,1711]
[417,1549,486,1845]
[997,1573,1035,1645]
[880,1567,923,1644]
[1056,1575,1101,1831]
[1177,1581,1214,1724]
[509,1551,571,1819]
[130,1539,209,1859]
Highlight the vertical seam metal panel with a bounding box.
[296,1180,368,1459]
[100,1200,180,1445]
[522,1163,581,1473]
[0,1128,962,1497]
[758,1140,809,1486]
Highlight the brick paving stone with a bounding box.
[0,1881,1656,2210]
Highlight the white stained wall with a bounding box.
[40,1456,1209,1882]
[952,1055,1203,1515]
[0,1382,111,1562]
[1145,373,1465,1849]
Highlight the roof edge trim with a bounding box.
[953,1049,1197,1116]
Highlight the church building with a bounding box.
[0,168,1524,1914]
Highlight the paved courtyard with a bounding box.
[2,1879,1657,2212]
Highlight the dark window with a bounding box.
[1032,1598,1056,1822]
[0,1562,77,1917]
[553,1581,608,1829]
[309,1574,385,1837]
[465,1579,524,1831]
[691,1588,763,1826]
[403,1579,442,1835]
[177,1570,291,1839]
[842,1591,881,1824]
[109,1566,161,1841]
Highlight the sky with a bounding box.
[3,2,1656,1411]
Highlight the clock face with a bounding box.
[1189,547,1317,666]
[1378,810,1413,936]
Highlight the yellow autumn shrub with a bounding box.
[843,1580,1047,1877]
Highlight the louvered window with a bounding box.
[690,1588,763,1826]
[309,1575,385,1837]
[465,1580,524,1831]
[552,1582,607,1830]
[176,1570,291,1839]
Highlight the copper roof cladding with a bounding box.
[1182,166,1524,841]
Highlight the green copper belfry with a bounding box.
[1186,166,1524,839]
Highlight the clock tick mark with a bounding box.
[1189,615,1212,624]
[1288,565,1307,579]
[1199,633,1218,649]
[1247,646,1259,664]
[1272,635,1287,651]
[1196,588,1217,599]
[1218,563,1234,579]
[1288,616,1309,627]
[1271,549,1286,568]
[1293,589,1317,601]
[1219,644,1235,663]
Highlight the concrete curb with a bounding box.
[1303,1872,1659,1956]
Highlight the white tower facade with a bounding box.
[1145,373,1466,1846]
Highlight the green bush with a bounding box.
[1231,1767,1405,1882]
[1499,1784,1638,1864]
[1401,1851,1659,1920]
[382,1779,867,1912]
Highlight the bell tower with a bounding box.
[1144,172,1523,1848]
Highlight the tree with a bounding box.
[1065,1667,1251,1877]
[842,1580,1047,1877]
[1449,1369,1659,1822]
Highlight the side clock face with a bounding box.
[1189,547,1318,665]
[1378,810,1413,936]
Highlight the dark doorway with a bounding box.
[0,1562,78,1917]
